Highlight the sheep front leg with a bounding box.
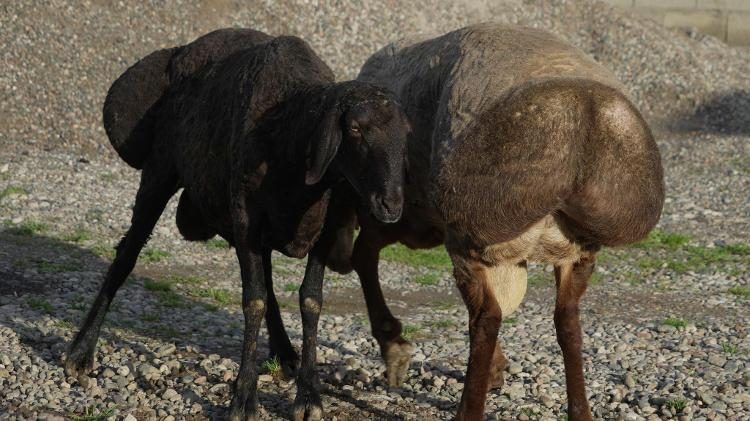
[554,253,595,421]
[292,236,333,421]
[263,249,299,378]
[351,227,412,386]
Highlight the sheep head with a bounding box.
[306,81,409,224]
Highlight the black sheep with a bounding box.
[65,28,409,420]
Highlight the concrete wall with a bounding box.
[604,0,750,45]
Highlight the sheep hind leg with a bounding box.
[351,227,412,387]
[554,251,596,421]
[65,169,177,386]
[451,255,504,421]
[263,249,299,378]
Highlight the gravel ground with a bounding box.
[1,0,749,420]
[0,130,748,420]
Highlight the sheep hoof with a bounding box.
[292,389,323,421]
[63,349,94,388]
[489,343,507,390]
[228,408,258,421]
[384,339,413,386]
[228,389,259,421]
[280,356,300,380]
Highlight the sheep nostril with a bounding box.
[379,196,392,213]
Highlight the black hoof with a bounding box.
[229,383,259,421]
[383,338,413,387]
[64,343,95,387]
[292,388,323,421]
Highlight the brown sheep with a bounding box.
[64,28,410,421]
[269,24,664,420]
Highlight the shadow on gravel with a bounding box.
[0,230,411,419]
[675,89,750,135]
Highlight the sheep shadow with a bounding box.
[0,229,445,419]
[674,89,750,135]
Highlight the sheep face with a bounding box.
[337,98,409,224]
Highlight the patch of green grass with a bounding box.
[503,317,517,326]
[666,260,688,273]
[7,220,48,236]
[414,272,440,286]
[143,279,172,292]
[193,288,234,305]
[62,227,91,243]
[596,250,614,265]
[90,242,115,260]
[724,243,750,256]
[589,272,602,285]
[36,260,80,273]
[71,406,116,421]
[401,324,422,341]
[283,283,299,292]
[637,257,661,270]
[0,186,28,201]
[722,343,737,354]
[664,398,687,413]
[685,246,733,265]
[527,272,548,287]
[203,303,220,312]
[261,356,282,378]
[165,274,203,285]
[623,272,646,285]
[428,319,453,329]
[381,244,452,270]
[634,229,690,250]
[655,244,749,274]
[728,286,750,298]
[662,317,687,329]
[28,297,53,313]
[158,290,184,308]
[206,238,231,249]
[54,319,74,329]
[141,312,160,322]
[140,248,170,263]
[430,300,454,310]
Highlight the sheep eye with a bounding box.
[349,127,361,136]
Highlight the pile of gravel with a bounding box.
[1,0,748,158]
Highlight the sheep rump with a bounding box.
[102,29,272,169]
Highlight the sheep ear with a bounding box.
[305,107,342,185]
